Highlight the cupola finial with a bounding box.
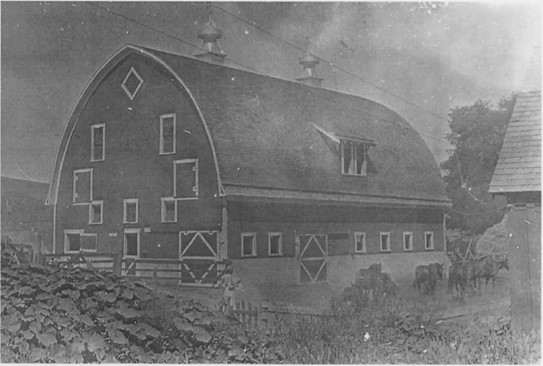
[194,2,226,64]
[296,37,323,88]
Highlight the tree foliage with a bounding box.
[440,96,516,235]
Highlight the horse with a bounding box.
[354,263,383,302]
[448,260,479,300]
[473,255,509,293]
[413,264,441,296]
[374,272,399,302]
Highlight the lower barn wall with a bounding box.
[230,252,450,292]
[328,251,450,290]
[507,204,541,334]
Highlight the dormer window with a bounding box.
[341,140,367,176]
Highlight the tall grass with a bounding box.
[271,297,540,364]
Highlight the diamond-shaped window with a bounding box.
[121,67,144,100]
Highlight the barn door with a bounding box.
[179,231,219,286]
[297,234,328,283]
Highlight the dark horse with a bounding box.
[474,255,509,292]
[414,263,443,296]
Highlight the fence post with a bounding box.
[113,253,122,276]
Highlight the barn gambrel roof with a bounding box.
[47,44,450,208]
[489,47,541,194]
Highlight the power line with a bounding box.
[209,2,451,124]
[85,2,262,75]
[85,1,479,199]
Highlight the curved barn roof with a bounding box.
[48,45,449,208]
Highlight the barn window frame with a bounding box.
[159,113,176,155]
[403,232,413,251]
[73,168,93,205]
[241,232,257,258]
[123,198,139,224]
[354,232,367,253]
[424,231,434,250]
[268,232,283,256]
[380,232,391,252]
[341,139,368,176]
[123,228,141,258]
[91,124,105,162]
[161,197,177,223]
[88,200,103,225]
[64,230,97,254]
[173,159,199,200]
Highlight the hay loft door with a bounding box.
[178,231,220,286]
[297,234,328,283]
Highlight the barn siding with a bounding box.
[55,53,222,257]
[507,204,541,334]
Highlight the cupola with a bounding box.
[296,39,323,88]
[194,5,226,65]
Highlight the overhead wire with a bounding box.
[86,1,494,213]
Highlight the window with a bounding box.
[123,199,139,224]
[159,114,176,155]
[241,233,256,257]
[268,233,283,256]
[124,229,140,258]
[174,159,198,199]
[425,232,434,250]
[403,232,413,251]
[121,67,144,100]
[354,232,366,253]
[341,140,367,176]
[380,232,391,252]
[64,230,97,253]
[89,201,103,225]
[91,124,105,162]
[161,197,177,223]
[73,169,93,205]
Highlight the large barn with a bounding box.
[46,19,450,291]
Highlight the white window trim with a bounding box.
[241,232,257,258]
[403,231,413,251]
[91,124,105,162]
[64,229,84,254]
[73,168,93,205]
[161,197,177,223]
[121,66,144,100]
[354,232,367,253]
[380,232,391,252]
[268,232,283,256]
[173,159,199,200]
[88,200,103,225]
[123,199,139,224]
[425,231,435,250]
[159,113,176,155]
[123,228,141,258]
[341,140,367,177]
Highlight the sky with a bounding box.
[1,1,541,183]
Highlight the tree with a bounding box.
[440,95,516,235]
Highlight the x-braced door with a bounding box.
[297,234,328,283]
[179,231,219,286]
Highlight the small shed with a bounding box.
[489,46,541,334]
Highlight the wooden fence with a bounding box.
[228,299,337,330]
[43,252,227,287]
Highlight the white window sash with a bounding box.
[161,197,177,223]
[91,124,105,162]
[268,233,283,256]
[123,228,141,258]
[159,113,176,155]
[123,199,139,224]
[88,201,103,225]
[241,233,257,257]
[354,232,366,253]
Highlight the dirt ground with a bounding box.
[150,272,511,322]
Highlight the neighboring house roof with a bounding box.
[489,47,541,194]
[48,44,450,208]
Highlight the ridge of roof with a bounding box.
[137,44,405,118]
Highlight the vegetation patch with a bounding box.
[1,261,539,363]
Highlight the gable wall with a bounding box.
[55,53,222,257]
